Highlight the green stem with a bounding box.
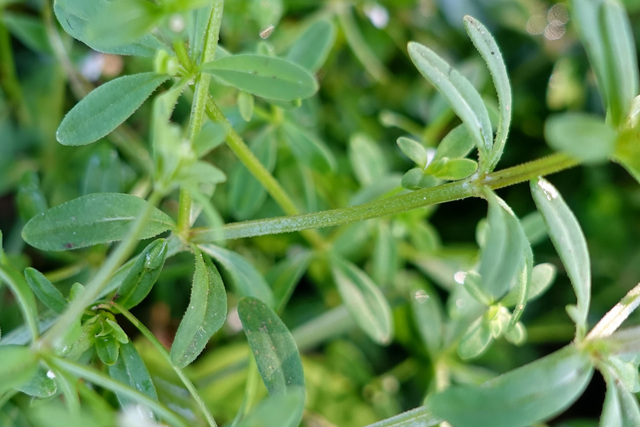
[0,13,30,125]
[39,191,164,349]
[110,302,218,427]
[47,356,188,427]
[204,99,327,249]
[192,153,578,242]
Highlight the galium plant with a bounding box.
[1,0,640,425]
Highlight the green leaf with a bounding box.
[53,0,165,56]
[408,42,493,163]
[410,280,444,355]
[24,267,67,314]
[238,297,305,398]
[478,190,531,300]
[501,263,557,307]
[82,146,124,195]
[365,406,442,427]
[199,244,274,307]
[435,124,475,161]
[458,314,492,360]
[95,334,120,366]
[401,168,437,191]
[108,341,158,407]
[426,157,478,180]
[170,251,227,368]
[2,12,51,54]
[545,113,616,163]
[201,54,318,101]
[397,137,428,169]
[331,256,394,345]
[229,128,277,220]
[286,19,336,72]
[116,239,168,309]
[237,389,305,427]
[372,222,399,287]
[238,91,255,122]
[22,193,174,251]
[349,133,389,186]
[600,362,640,427]
[464,16,512,170]
[428,345,594,427]
[16,367,57,398]
[266,251,312,313]
[57,73,169,146]
[176,161,227,188]
[0,345,39,395]
[281,121,336,173]
[531,178,591,331]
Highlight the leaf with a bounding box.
[266,251,312,313]
[401,168,437,191]
[531,178,591,331]
[116,239,168,309]
[108,341,158,407]
[170,252,227,368]
[426,157,478,180]
[176,161,227,188]
[16,366,57,398]
[545,113,616,163]
[331,256,394,345]
[201,54,318,101]
[349,133,389,186]
[372,221,399,287]
[229,128,277,220]
[397,137,428,169]
[95,334,120,366]
[365,406,442,427]
[286,19,336,72]
[22,193,175,251]
[281,121,336,173]
[238,91,255,122]
[199,244,274,307]
[2,12,51,54]
[0,345,39,395]
[457,315,492,360]
[410,280,444,355]
[238,297,305,398]
[478,190,531,300]
[428,345,594,427]
[435,124,475,161]
[501,263,557,307]
[56,73,169,146]
[237,389,305,427]
[53,0,165,56]
[408,42,493,163]
[24,267,67,313]
[464,16,512,170]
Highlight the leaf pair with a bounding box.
[408,16,511,172]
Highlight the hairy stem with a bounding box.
[192,153,578,242]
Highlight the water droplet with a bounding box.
[169,14,185,33]
[537,178,559,201]
[454,271,467,284]
[46,370,56,379]
[414,290,429,304]
[364,3,389,29]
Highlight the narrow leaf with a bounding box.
[545,113,616,163]
[435,124,475,161]
[331,256,394,345]
[531,178,591,331]
[397,137,428,169]
[57,73,169,145]
[16,367,57,398]
[464,16,512,170]
[170,251,227,368]
[349,133,389,186]
[408,42,493,162]
[600,364,640,427]
[286,19,336,72]
[458,315,492,360]
[237,390,305,427]
[0,345,39,395]
[22,193,175,251]
[428,345,594,427]
[116,239,168,309]
[199,244,274,307]
[238,297,305,397]
[95,334,120,366]
[201,54,318,101]
[108,341,158,407]
[266,251,312,313]
[25,267,67,313]
[281,121,336,173]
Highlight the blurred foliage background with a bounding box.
[2,0,640,425]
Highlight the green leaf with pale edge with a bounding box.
[281,121,336,173]
[286,19,336,72]
[0,345,38,395]
[24,267,67,313]
[116,239,168,309]
[464,16,512,170]
[435,124,475,161]
[428,346,593,427]
[408,41,492,162]
[349,133,389,186]
[170,252,227,368]
[201,54,318,101]
[108,341,158,407]
[397,137,428,169]
[22,193,175,251]
[237,390,305,427]
[238,297,305,398]
[17,367,57,398]
[365,406,441,427]
[57,73,169,145]
[199,244,274,307]
[545,113,616,163]
[331,256,394,345]
[600,363,640,427]
[410,279,444,355]
[531,178,590,330]
[479,191,531,300]
[458,315,492,360]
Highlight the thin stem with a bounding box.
[0,13,30,125]
[39,191,164,348]
[110,302,218,427]
[204,98,327,249]
[586,282,640,340]
[47,356,188,427]
[192,152,578,242]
